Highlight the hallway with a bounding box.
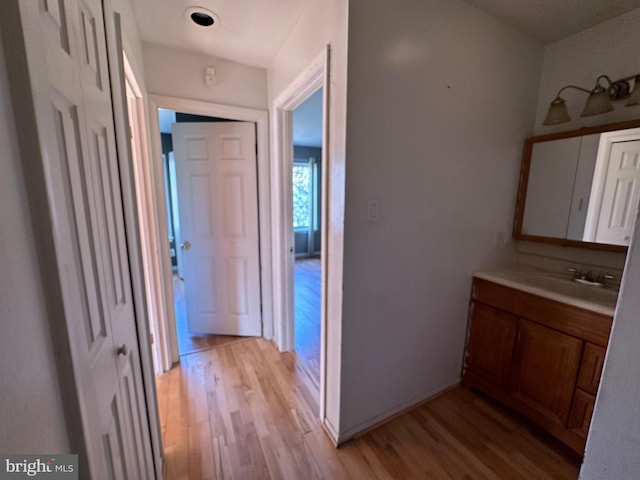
[156,338,580,480]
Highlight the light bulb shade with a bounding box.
[580,87,614,117]
[542,98,571,125]
[626,78,640,106]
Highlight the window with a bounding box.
[293,163,312,229]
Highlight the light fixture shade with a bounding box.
[542,98,571,125]
[626,78,640,106]
[580,87,614,117]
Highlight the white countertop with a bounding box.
[473,265,617,317]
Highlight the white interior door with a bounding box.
[9,0,156,476]
[173,122,262,336]
[595,140,640,245]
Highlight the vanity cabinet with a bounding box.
[462,278,613,454]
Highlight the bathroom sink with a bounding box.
[474,267,619,312]
[520,274,618,307]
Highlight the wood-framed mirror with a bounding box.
[513,119,640,252]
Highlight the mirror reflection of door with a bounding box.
[590,139,640,245]
[292,89,323,386]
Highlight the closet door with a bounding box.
[3,1,156,477]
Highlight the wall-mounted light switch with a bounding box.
[367,199,380,223]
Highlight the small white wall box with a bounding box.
[205,67,216,87]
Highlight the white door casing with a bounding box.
[173,122,262,336]
[2,0,157,477]
[272,47,332,429]
[594,140,640,245]
[123,55,172,376]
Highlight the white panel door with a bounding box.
[595,140,640,245]
[11,0,155,477]
[173,122,262,336]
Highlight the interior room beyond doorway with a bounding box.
[292,89,323,386]
[158,109,259,356]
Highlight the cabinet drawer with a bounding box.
[568,389,596,439]
[577,343,606,395]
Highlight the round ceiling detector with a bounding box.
[184,7,219,28]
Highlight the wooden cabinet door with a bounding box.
[510,319,583,427]
[464,302,517,389]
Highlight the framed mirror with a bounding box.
[514,119,640,252]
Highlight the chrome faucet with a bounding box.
[596,273,616,286]
[568,268,615,286]
[567,268,588,280]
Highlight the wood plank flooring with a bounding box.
[156,338,582,480]
[294,257,321,385]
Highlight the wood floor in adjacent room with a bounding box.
[156,337,581,480]
[294,257,321,385]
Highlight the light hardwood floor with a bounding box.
[294,257,321,385]
[156,338,581,480]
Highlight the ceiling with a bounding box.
[293,89,323,148]
[130,0,312,68]
[463,0,640,44]
[131,1,640,71]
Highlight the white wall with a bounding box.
[0,32,70,453]
[534,8,640,135]
[268,0,349,439]
[580,207,640,479]
[144,43,268,110]
[339,0,543,437]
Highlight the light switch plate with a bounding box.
[367,199,380,223]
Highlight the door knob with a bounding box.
[180,241,191,250]
[116,344,128,356]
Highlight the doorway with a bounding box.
[146,95,272,368]
[292,89,323,385]
[157,110,262,355]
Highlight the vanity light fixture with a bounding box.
[626,75,640,107]
[542,73,640,125]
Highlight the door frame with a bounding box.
[123,54,171,375]
[147,95,272,366]
[272,47,330,421]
